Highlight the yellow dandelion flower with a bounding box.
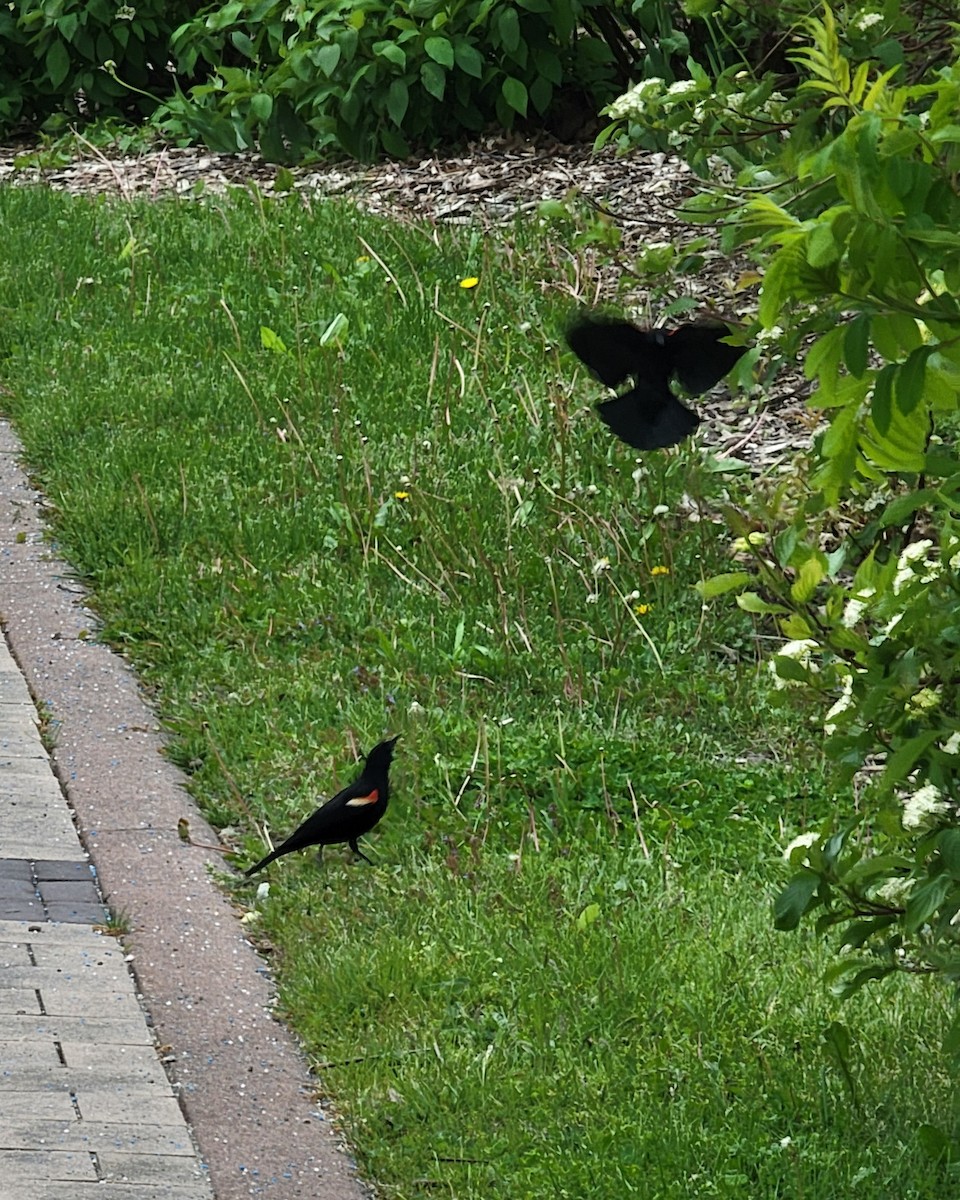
[459,276,480,289]
[634,603,653,615]
[356,255,371,263]
[394,490,410,501]
[651,565,670,576]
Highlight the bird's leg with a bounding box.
[315,846,324,868]
[349,838,373,864]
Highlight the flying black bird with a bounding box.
[565,311,747,450]
[244,736,399,876]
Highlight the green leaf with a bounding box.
[501,75,528,116]
[870,363,894,435]
[496,6,520,52]
[843,313,871,378]
[576,903,602,931]
[736,592,789,615]
[824,958,894,999]
[319,313,348,346]
[314,43,342,77]
[904,874,952,934]
[375,41,406,68]
[774,870,820,930]
[882,730,940,788]
[260,325,287,354]
[939,829,960,879]
[806,222,838,267]
[453,39,483,77]
[790,554,826,603]
[46,39,71,89]
[250,93,273,122]
[895,345,931,415]
[696,571,751,598]
[386,78,408,126]
[420,60,446,101]
[424,35,454,67]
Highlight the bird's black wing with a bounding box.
[566,313,667,389]
[666,323,746,395]
[596,381,700,451]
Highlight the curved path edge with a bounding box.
[0,418,369,1200]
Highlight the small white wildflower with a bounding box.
[592,557,611,576]
[824,675,855,735]
[240,910,261,925]
[842,597,868,628]
[783,831,819,862]
[667,78,698,96]
[882,611,904,636]
[632,466,644,483]
[898,539,933,567]
[779,1136,793,1149]
[939,731,960,755]
[255,881,270,902]
[756,325,784,345]
[586,593,600,604]
[873,876,914,907]
[907,687,940,715]
[779,638,818,662]
[652,504,669,516]
[624,590,641,603]
[902,783,949,832]
[585,483,599,496]
[854,11,883,30]
[408,700,425,716]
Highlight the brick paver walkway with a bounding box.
[0,637,213,1199]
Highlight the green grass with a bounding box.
[0,183,955,1198]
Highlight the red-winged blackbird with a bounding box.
[565,311,747,450]
[244,736,399,876]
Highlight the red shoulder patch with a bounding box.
[346,788,379,808]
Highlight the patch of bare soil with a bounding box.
[0,133,813,468]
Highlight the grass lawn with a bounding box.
[0,182,955,1198]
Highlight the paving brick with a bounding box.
[0,989,41,1015]
[31,1183,212,1199]
[37,881,98,903]
[0,1147,98,1182]
[0,1118,199,1156]
[60,1042,167,1077]
[0,921,114,946]
[45,904,109,925]
[0,943,31,967]
[0,861,32,882]
[74,1089,184,1125]
[0,1040,62,1071]
[0,881,37,900]
[97,1150,210,1186]
[0,1089,77,1120]
[0,1015,152,1045]
[29,944,126,972]
[33,862,93,883]
[30,987,142,1020]
[0,900,43,921]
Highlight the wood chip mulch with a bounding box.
[0,132,814,470]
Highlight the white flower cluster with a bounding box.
[606,78,665,121]
[783,831,819,863]
[769,638,819,689]
[824,672,855,735]
[893,539,941,595]
[901,783,950,832]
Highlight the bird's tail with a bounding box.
[244,848,280,878]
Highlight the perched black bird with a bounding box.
[244,736,399,876]
[565,311,747,450]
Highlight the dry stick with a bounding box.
[70,127,129,199]
[130,473,160,550]
[357,235,407,307]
